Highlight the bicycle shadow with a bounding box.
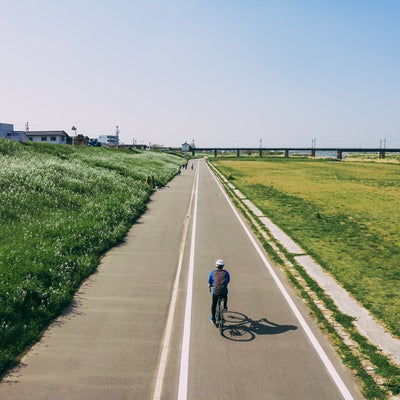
[222,311,298,342]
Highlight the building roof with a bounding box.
[26,131,70,137]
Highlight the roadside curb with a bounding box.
[296,255,400,365]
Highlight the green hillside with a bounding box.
[0,139,183,375]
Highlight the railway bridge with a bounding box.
[190,147,400,160]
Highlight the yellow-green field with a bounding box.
[212,157,400,338]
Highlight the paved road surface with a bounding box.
[0,159,363,399]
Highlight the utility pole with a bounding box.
[379,138,387,159]
[312,137,317,149]
[311,138,317,158]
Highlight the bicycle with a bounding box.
[215,295,224,334]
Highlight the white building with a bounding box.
[26,131,69,144]
[99,135,119,146]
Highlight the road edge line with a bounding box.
[152,165,198,400]
[177,162,200,400]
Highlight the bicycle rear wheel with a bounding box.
[219,309,224,334]
[217,299,224,334]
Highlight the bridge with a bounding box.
[189,147,400,160]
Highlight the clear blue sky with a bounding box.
[2,0,400,147]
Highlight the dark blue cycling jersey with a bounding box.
[208,269,230,295]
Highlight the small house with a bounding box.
[181,142,191,154]
[26,131,70,144]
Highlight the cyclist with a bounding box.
[208,259,230,326]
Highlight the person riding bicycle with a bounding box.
[208,259,230,326]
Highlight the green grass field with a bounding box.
[212,157,400,338]
[0,139,183,375]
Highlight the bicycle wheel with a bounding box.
[215,299,221,327]
[219,308,224,334]
[217,299,224,334]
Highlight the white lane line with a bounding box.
[177,163,200,400]
[208,164,355,400]
[152,165,198,400]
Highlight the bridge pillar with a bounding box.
[259,149,263,158]
[285,149,289,158]
[337,150,343,160]
[192,148,195,157]
[379,151,385,159]
[237,149,240,157]
[214,149,217,157]
[311,149,316,157]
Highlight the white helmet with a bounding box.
[215,259,225,268]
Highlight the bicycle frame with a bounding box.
[215,296,224,334]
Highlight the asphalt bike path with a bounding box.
[0,163,196,400]
[0,159,363,399]
[161,160,363,400]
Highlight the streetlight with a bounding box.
[71,126,77,145]
[115,125,120,148]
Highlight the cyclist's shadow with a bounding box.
[222,311,297,342]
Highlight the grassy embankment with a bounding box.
[211,156,400,398]
[0,139,183,375]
